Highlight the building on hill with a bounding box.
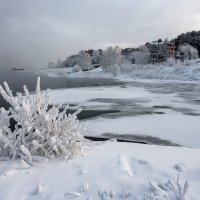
[145,41,176,63]
[167,43,176,58]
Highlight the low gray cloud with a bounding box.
[0,0,200,68]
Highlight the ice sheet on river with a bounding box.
[49,83,200,148]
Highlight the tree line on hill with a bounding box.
[48,31,200,70]
[173,31,200,56]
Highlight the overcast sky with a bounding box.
[0,0,200,68]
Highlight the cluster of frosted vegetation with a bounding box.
[0,77,83,163]
[97,58,200,81]
[144,175,189,200]
[72,65,81,73]
[48,43,200,82]
[123,62,200,81]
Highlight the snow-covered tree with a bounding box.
[99,46,122,72]
[47,60,65,68]
[147,42,168,64]
[0,77,83,162]
[174,31,200,57]
[132,46,150,64]
[108,64,121,77]
[178,44,199,61]
[92,49,101,64]
[120,64,134,73]
[77,50,92,71]
[47,62,57,68]
[72,65,81,73]
[65,55,78,68]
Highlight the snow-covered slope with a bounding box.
[0,141,199,200]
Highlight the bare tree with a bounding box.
[99,46,122,72]
[132,46,150,64]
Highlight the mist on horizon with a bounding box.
[0,0,200,69]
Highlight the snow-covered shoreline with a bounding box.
[37,63,200,83]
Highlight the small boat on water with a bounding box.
[12,68,24,71]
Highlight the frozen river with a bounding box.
[49,80,200,148]
[1,68,200,147]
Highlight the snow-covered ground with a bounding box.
[0,141,200,200]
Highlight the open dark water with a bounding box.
[0,68,121,109]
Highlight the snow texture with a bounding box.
[0,142,199,200]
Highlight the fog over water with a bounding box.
[0,69,121,109]
[0,0,200,68]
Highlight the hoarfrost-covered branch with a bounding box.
[0,77,83,162]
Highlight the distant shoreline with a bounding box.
[12,68,24,71]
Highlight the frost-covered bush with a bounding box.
[132,46,150,64]
[168,175,189,200]
[183,59,196,66]
[108,64,121,77]
[166,57,176,66]
[165,58,196,67]
[0,77,83,162]
[99,46,122,72]
[72,65,81,73]
[120,64,134,73]
[129,63,200,81]
[178,44,198,61]
[144,176,189,200]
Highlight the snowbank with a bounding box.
[0,141,199,200]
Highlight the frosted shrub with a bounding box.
[132,46,150,64]
[0,107,10,127]
[178,44,198,60]
[108,64,121,77]
[183,59,195,66]
[72,65,81,73]
[120,64,134,73]
[144,176,189,200]
[166,57,176,66]
[100,46,122,72]
[168,175,189,200]
[0,77,83,162]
